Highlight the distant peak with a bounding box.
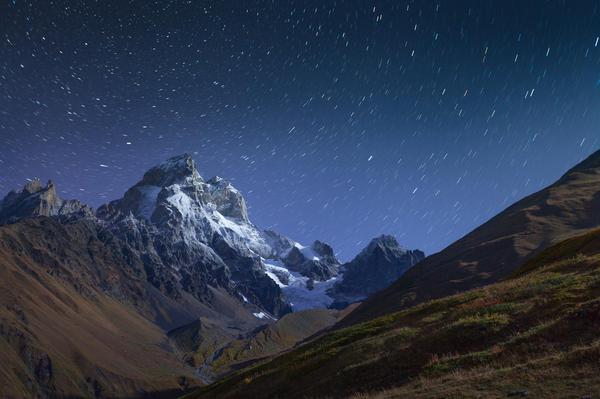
[367,235,400,249]
[0,178,92,224]
[354,234,413,259]
[19,178,56,197]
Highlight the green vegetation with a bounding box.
[171,308,343,379]
[185,229,600,399]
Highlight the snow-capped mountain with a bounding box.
[99,154,273,256]
[0,154,424,321]
[95,154,345,317]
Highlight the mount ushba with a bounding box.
[0,154,423,398]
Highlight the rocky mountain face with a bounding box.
[94,154,345,318]
[331,235,425,305]
[0,178,92,224]
[0,153,423,398]
[282,240,339,281]
[341,149,600,327]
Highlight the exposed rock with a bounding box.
[207,176,249,221]
[0,178,92,224]
[282,241,340,281]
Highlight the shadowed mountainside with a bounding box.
[0,217,196,398]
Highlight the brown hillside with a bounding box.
[0,217,197,398]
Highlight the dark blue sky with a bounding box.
[1,1,600,259]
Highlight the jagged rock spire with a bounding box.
[0,179,92,224]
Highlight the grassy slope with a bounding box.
[170,308,348,381]
[186,228,600,399]
[342,151,600,326]
[204,309,343,375]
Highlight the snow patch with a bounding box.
[166,185,195,219]
[264,259,338,311]
[253,312,274,320]
[284,242,321,261]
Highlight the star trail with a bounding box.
[1,1,600,258]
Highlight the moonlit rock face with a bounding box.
[144,153,203,187]
[103,153,258,253]
[95,154,428,315]
[94,154,343,317]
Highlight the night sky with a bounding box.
[2,1,600,259]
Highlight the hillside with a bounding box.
[169,308,351,383]
[185,227,600,398]
[0,217,197,398]
[341,149,600,326]
[0,215,351,398]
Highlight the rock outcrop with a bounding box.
[0,178,92,224]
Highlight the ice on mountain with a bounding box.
[263,259,338,311]
[252,312,275,320]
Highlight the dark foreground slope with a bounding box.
[342,149,600,326]
[186,228,600,399]
[0,217,196,398]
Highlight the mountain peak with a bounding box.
[158,153,195,171]
[142,153,202,187]
[101,154,254,223]
[22,177,44,194]
[360,234,402,256]
[332,235,424,301]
